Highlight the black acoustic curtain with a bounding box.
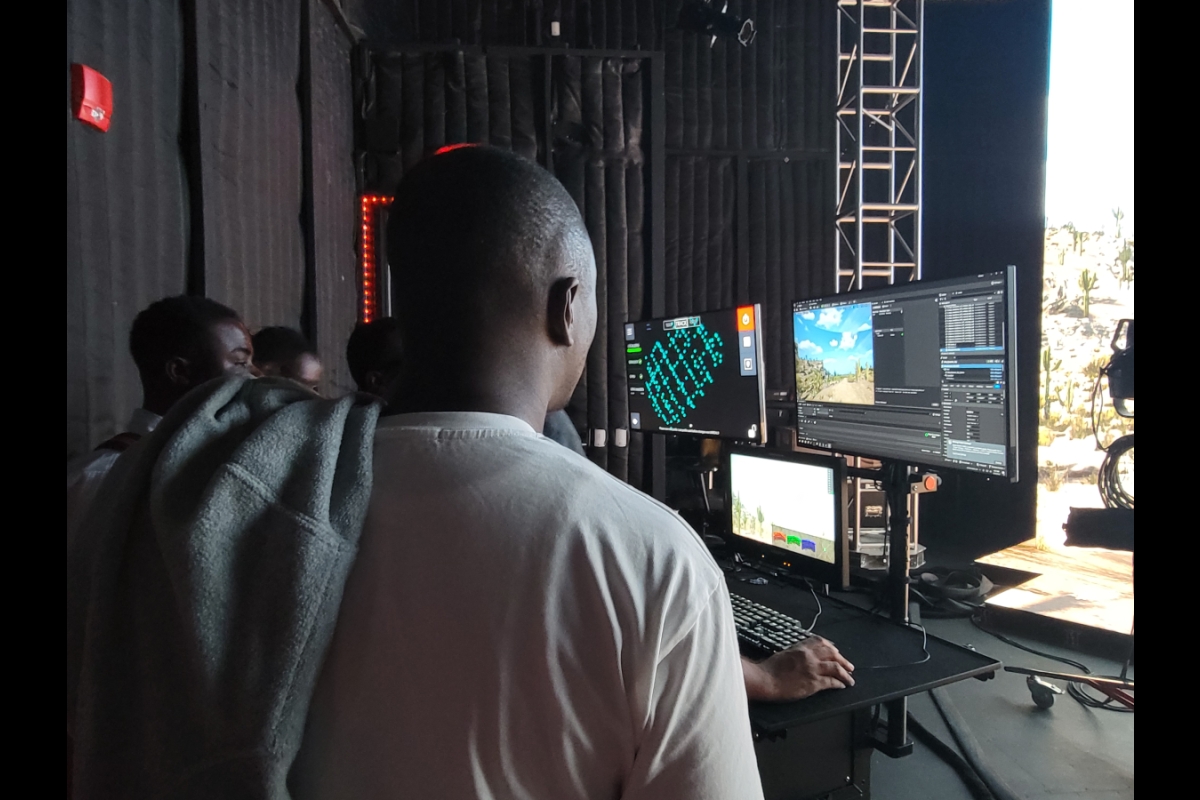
[362,50,544,187]
[553,56,648,485]
[347,0,661,51]
[746,158,836,387]
[353,0,836,486]
[66,0,359,458]
[67,0,190,460]
[359,49,651,487]
[195,0,307,335]
[663,156,737,316]
[664,0,837,396]
[308,0,362,395]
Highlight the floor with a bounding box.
[866,613,1134,800]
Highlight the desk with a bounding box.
[726,570,1001,799]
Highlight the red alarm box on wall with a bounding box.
[71,64,113,132]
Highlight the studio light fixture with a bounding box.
[677,1,756,48]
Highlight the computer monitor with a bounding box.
[792,268,1018,479]
[724,447,849,587]
[625,305,767,443]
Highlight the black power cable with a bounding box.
[1090,367,1134,509]
[970,617,1134,713]
[929,687,1022,800]
[900,617,1134,800]
[906,712,996,800]
[906,604,1018,800]
[1098,433,1134,510]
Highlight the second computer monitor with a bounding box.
[792,269,1018,479]
[725,447,849,587]
[625,305,767,443]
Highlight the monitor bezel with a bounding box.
[625,304,768,444]
[721,446,850,589]
[791,267,1019,481]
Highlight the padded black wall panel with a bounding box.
[364,51,544,191]
[66,0,189,458]
[661,0,836,398]
[663,0,833,153]
[196,0,306,332]
[553,56,647,482]
[360,49,648,483]
[67,0,358,458]
[509,57,541,161]
[486,54,514,151]
[346,0,660,50]
[663,157,736,315]
[746,158,836,389]
[351,0,835,481]
[790,0,836,152]
[308,0,359,395]
[660,153,834,396]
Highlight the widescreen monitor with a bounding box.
[792,268,1018,479]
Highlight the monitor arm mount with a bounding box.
[848,460,940,758]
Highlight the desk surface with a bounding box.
[727,569,1001,732]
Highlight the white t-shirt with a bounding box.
[293,412,763,800]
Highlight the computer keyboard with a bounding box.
[730,591,812,654]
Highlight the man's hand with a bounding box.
[741,637,855,703]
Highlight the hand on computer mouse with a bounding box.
[743,637,855,703]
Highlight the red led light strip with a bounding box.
[359,194,393,324]
[434,142,479,155]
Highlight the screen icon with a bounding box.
[736,305,756,332]
[625,323,635,340]
[630,412,641,429]
[743,357,754,371]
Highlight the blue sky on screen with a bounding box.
[730,455,836,543]
[794,302,874,377]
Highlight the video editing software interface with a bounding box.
[728,452,838,566]
[625,305,767,442]
[792,271,1016,477]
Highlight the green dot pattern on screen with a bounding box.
[644,323,724,426]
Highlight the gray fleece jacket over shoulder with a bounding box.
[67,376,380,800]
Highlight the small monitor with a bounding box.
[625,305,767,443]
[724,447,849,587]
[792,268,1019,479]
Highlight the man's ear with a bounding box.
[164,356,192,388]
[547,276,581,347]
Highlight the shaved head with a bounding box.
[385,146,597,427]
[389,146,594,335]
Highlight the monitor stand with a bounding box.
[848,459,922,758]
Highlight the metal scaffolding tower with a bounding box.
[835,0,925,572]
[836,0,923,291]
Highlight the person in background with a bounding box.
[66,295,257,544]
[345,317,405,399]
[542,407,585,455]
[252,326,323,392]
